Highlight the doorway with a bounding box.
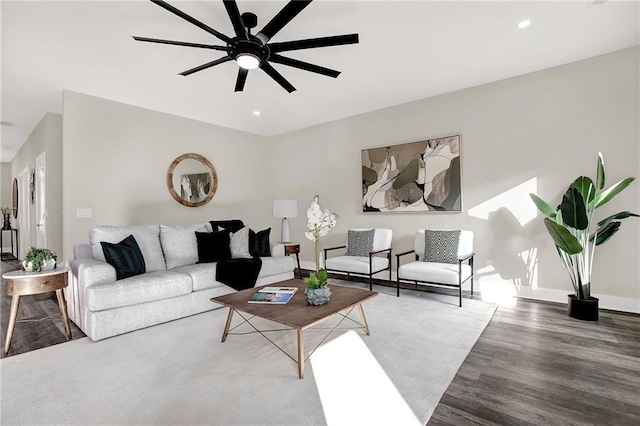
[35,151,47,248]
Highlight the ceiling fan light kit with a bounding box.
[133,0,359,93]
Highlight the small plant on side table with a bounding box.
[23,247,57,272]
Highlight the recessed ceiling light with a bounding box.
[253,111,261,116]
[517,20,531,29]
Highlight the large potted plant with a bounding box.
[530,153,637,321]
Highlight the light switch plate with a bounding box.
[77,208,93,218]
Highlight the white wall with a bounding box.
[9,112,63,259]
[62,91,273,260]
[270,47,640,311]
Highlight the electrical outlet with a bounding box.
[77,208,93,218]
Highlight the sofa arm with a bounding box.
[270,243,285,257]
[71,258,117,290]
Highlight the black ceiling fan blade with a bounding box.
[151,0,232,44]
[256,0,313,45]
[269,34,359,53]
[223,0,248,39]
[180,56,233,76]
[235,68,248,92]
[269,54,340,78]
[132,36,227,51]
[260,62,296,93]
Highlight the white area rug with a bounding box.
[0,283,496,425]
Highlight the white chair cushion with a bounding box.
[398,261,472,286]
[414,229,473,261]
[325,255,389,275]
[160,224,208,269]
[90,225,166,272]
[85,270,192,312]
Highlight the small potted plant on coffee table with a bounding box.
[304,269,331,305]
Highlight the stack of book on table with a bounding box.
[248,287,298,304]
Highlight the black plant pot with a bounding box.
[567,295,599,321]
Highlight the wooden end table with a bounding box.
[2,266,72,356]
[282,243,302,279]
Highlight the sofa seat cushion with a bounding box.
[325,256,389,275]
[90,225,166,272]
[172,263,223,292]
[259,256,295,278]
[85,271,192,312]
[398,261,472,286]
[160,224,209,269]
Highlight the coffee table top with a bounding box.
[211,279,378,330]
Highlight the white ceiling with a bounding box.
[1,0,639,162]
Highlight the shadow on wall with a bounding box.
[475,207,538,289]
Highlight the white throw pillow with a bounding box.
[230,227,252,259]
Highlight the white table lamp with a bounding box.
[273,199,298,243]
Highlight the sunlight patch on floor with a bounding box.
[310,330,421,426]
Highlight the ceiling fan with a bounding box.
[133,0,359,93]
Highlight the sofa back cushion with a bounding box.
[160,224,209,269]
[90,225,166,272]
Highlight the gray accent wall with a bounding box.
[270,47,639,307]
[62,91,273,262]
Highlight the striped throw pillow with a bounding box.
[424,230,460,264]
[346,229,375,257]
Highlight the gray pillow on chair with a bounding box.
[346,229,375,257]
[424,230,460,264]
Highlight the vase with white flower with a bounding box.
[303,195,338,305]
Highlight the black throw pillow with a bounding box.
[209,220,245,233]
[249,228,271,257]
[196,230,231,263]
[100,234,146,280]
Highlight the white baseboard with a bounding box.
[300,260,640,314]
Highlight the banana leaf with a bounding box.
[590,221,621,245]
[597,152,605,190]
[597,211,640,228]
[544,218,583,254]
[570,176,595,207]
[560,188,588,230]
[529,193,557,218]
[594,177,635,208]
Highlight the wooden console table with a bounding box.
[2,267,72,356]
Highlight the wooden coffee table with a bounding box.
[211,279,378,379]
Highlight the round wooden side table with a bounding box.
[2,266,72,356]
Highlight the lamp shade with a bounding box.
[273,199,298,218]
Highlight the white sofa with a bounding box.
[68,223,295,341]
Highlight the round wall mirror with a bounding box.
[12,178,18,218]
[166,153,217,207]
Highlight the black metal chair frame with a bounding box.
[395,251,475,306]
[324,245,393,291]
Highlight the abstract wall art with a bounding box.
[362,135,462,212]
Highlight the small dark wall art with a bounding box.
[362,135,462,212]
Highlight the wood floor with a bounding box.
[2,261,638,425]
